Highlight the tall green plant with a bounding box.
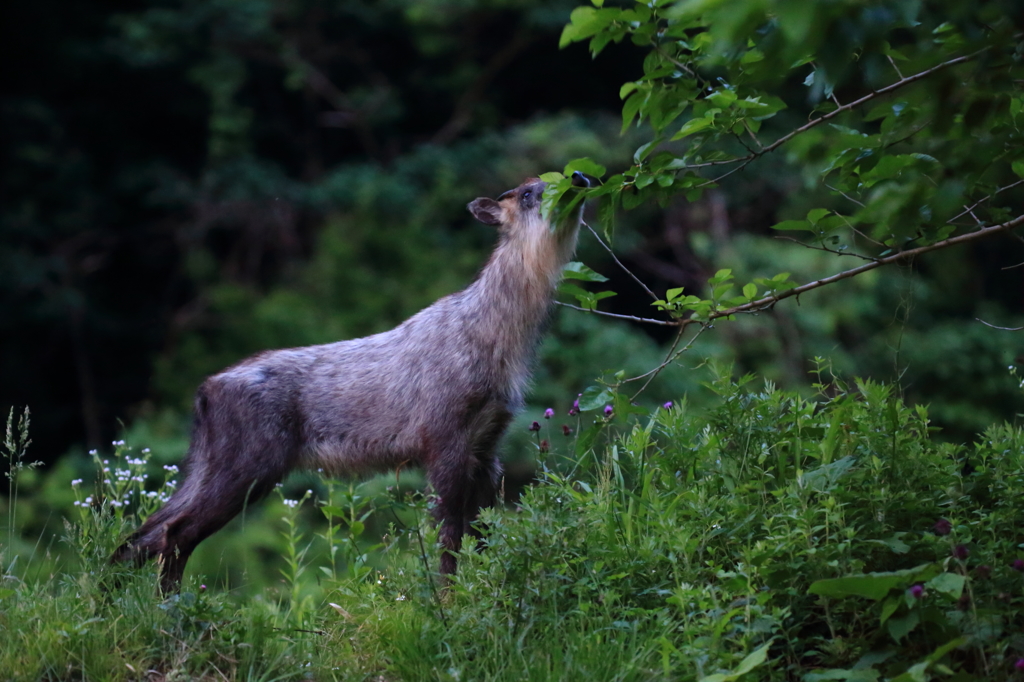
[3,407,39,551]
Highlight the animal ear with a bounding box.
[468,198,503,226]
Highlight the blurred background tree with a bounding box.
[2,0,1022,476]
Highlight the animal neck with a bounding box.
[466,221,579,357]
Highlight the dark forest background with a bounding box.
[3,0,1023,473]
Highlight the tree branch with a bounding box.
[688,214,1024,330]
[554,300,676,326]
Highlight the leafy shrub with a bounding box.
[337,367,1024,680]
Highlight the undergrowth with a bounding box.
[2,366,1024,680]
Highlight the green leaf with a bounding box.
[771,220,812,231]
[879,594,901,625]
[558,6,616,48]
[927,572,965,599]
[634,140,659,164]
[564,158,607,179]
[889,662,928,682]
[558,281,592,298]
[865,534,910,555]
[1012,160,1024,179]
[698,641,772,682]
[579,386,615,411]
[708,268,733,286]
[742,282,757,300]
[807,208,829,224]
[804,668,880,682]
[671,116,713,140]
[808,563,942,601]
[887,611,919,643]
[706,89,737,107]
[799,456,855,493]
[563,262,609,282]
[622,92,644,133]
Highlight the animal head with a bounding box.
[467,177,545,234]
[467,171,591,236]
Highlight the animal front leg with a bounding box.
[427,447,478,576]
[464,454,501,548]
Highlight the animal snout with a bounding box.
[571,171,591,188]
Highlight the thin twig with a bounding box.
[887,54,906,79]
[627,323,710,401]
[625,325,687,384]
[583,221,660,302]
[976,318,1024,331]
[775,235,877,261]
[948,179,1024,224]
[554,300,675,326]
[654,45,698,78]
[742,120,764,150]
[824,182,866,208]
[678,47,985,178]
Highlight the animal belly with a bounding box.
[303,436,421,479]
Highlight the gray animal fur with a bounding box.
[112,174,587,591]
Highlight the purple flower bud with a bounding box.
[909,584,924,599]
[1016,659,1024,671]
[200,584,207,591]
[1012,559,1024,572]
[603,405,613,417]
[529,421,541,432]
[933,518,952,536]
[562,424,573,436]
[956,593,971,610]
[953,544,970,561]
[539,439,549,454]
[544,408,555,419]
[975,564,992,580]
[662,401,673,410]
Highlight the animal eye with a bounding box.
[522,190,532,199]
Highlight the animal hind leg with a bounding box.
[113,385,297,591]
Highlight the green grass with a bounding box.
[3,367,1024,680]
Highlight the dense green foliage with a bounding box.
[549,0,1024,423]
[4,374,1024,679]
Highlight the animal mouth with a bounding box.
[571,171,591,188]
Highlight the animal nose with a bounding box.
[571,171,591,188]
